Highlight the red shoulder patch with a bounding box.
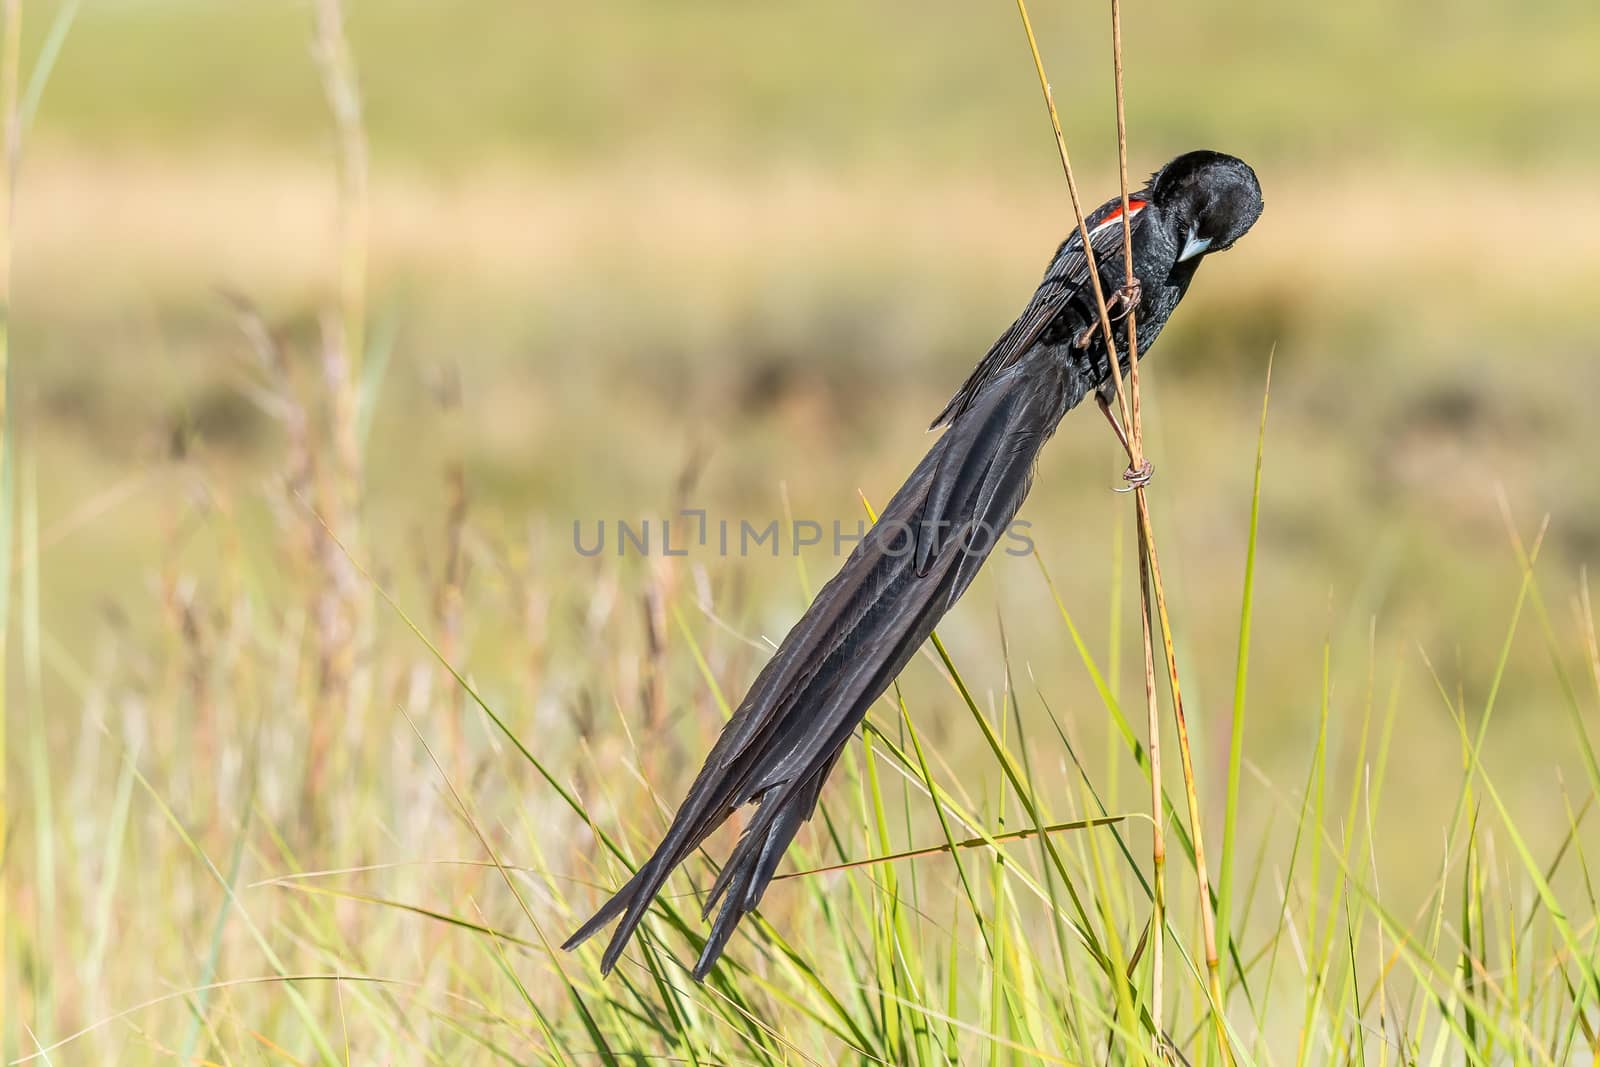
[1100,197,1148,226]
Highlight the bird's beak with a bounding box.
[1177,233,1213,262]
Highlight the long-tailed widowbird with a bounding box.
[564,149,1265,979]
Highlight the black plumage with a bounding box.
[564,149,1264,980]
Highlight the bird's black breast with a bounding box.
[1070,224,1192,391]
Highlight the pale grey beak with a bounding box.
[1177,233,1213,262]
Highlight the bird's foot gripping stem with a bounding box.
[1108,277,1142,321]
[1076,280,1143,350]
[1096,391,1156,492]
[1119,459,1155,492]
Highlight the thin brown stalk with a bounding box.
[1139,517,1230,1058]
[1012,0,1133,434]
[1017,0,1231,1058]
[775,815,1127,882]
[1137,530,1166,1040]
[1107,2,1170,1050]
[1015,6,1165,1050]
[1107,11,1142,474]
[1107,3,1231,1060]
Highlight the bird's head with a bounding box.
[1152,150,1263,263]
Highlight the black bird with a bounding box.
[564,149,1264,979]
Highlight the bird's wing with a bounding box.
[929,198,1148,430]
[564,349,1082,979]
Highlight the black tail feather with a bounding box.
[563,348,1086,978]
[692,759,834,980]
[560,865,644,956]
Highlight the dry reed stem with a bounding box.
[1011,1,1133,436]
[1136,526,1166,1042]
[1017,0,1230,1058]
[1138,508,1230,1060]
[1106,2,1169,1051]
[1013,4,1161,1057]
[1107,4,1230,1060]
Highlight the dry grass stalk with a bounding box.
[1015,0,1231,1058]
[1107,5,1231,1060]
[298,0,374,824]
[435,461,470,771]
[313,0,370,474]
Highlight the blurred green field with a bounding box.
[25,0,1600,166]
[6,0,1600,1062]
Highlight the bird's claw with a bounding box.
[1075,281,1143,350]
[1115,459,1154,493]
[1109,278,1143,321]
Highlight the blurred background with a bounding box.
[8,0,1600,1058]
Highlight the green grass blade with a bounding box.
[1218,356,1272,975]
